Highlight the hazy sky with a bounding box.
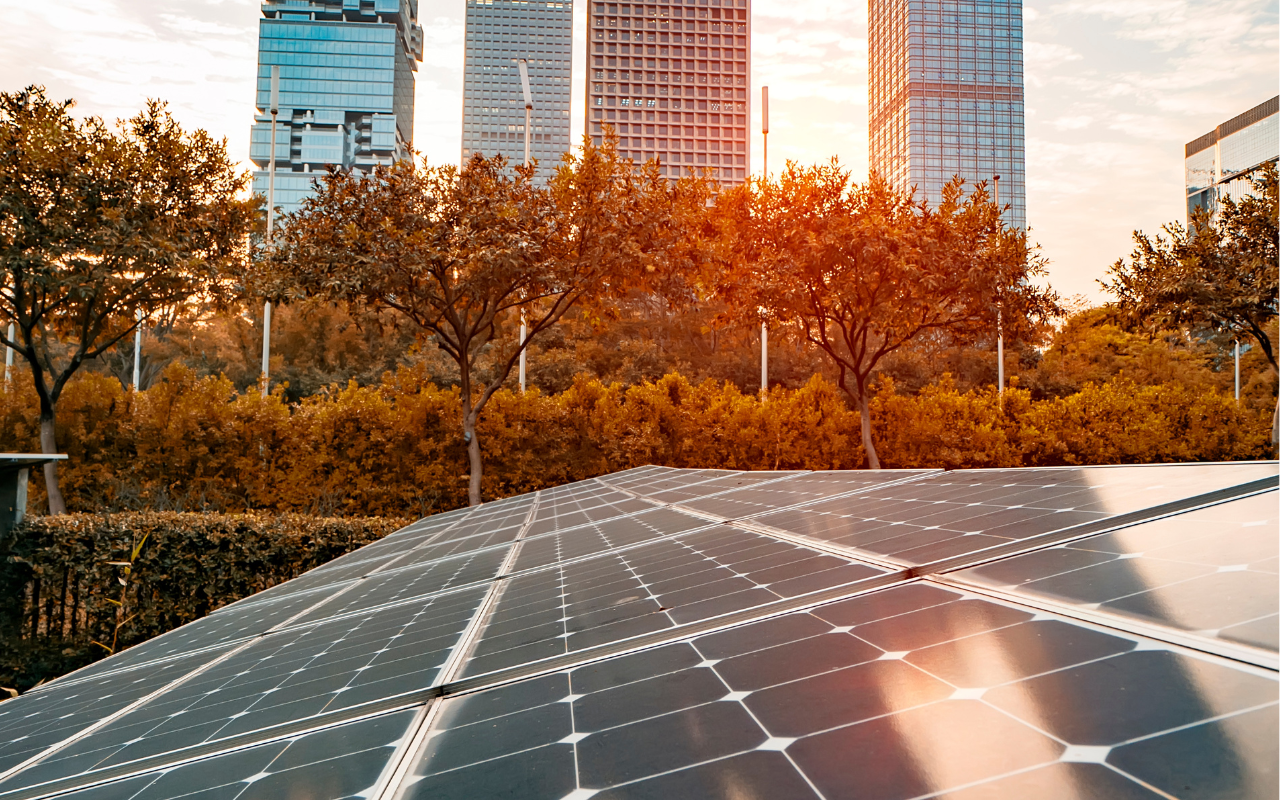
[5,0,1277,301]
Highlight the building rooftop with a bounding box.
[0,462,1275,799]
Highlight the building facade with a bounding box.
[1185,96,1279,223]
[461,0,573,184]
[868,0,1025,228]
[586,0,751,187]
[250,0,425,215]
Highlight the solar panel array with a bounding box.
[0,462,1275,800]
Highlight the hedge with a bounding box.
[0,512,406,692]
[1,365,1272,518]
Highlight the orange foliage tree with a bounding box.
[712,161,1059,468]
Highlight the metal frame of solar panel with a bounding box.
[0,462,1275,800]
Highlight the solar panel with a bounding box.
[750,463,1279,570]
[951,488,1279,655]
[402,580,1278,800]
[1,461,1274,800]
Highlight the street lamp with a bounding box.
[993,173,1003,399]
[516,58,533,393]
[262,64,280,397]
[761,86,769,395]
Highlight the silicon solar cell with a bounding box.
[953,489,1280,652]
[1,462,1274,800]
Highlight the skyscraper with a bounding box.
[250,0,425,215]
[868,0,1025,228]
[1185,96,1278,223]
[461,0,573,183]
[586,1,751,187]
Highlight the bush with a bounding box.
[0,512,406,692]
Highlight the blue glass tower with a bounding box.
[461,0,573,184]
[868,0,1025,228]
[250,0,425,215]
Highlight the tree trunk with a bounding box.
[465,411,482,507]
[858,392,881,470]
[38,407,67,515]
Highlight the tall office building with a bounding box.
[586,1,751,187]
[250,0,424,215]
[1185,96,1278,223]
[461,1,573,184]
[868,0,1025,228]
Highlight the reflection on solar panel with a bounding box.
[1,463,1275,800]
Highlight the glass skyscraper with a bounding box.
[586,0,752,187]
[1185,96,1278,223]
[250,0,425,215]
[868,0,1025,228]
[461,0,573,184]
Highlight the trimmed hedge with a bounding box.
[0,512,406,692]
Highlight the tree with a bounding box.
[713,160,1058,468]
[0,87,254,513]
[260,140,706,506]
[1103,162,1278,370]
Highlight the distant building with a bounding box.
[461,0,573,184]
[586,0,752,188]
[868,0,1026,228]
[1185,96,1279,223]
[250,0,425,216]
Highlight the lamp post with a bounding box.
[3,323,13,385]
[761,86,769,395]
[1235,340,1241,402]
[132,309,143,389]
[516,58,533,393]
[993,174,1004,399]
[261,64,279,397]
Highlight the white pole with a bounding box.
[993,174,1003,398]
[132,309,143,390]
[762,86,769,178]
[262,64,279,397]
[517,58,533,394]
[761,322,768,395]
[3,322,13,385]
[1235,340,1241,402]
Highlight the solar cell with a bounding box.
[525,497,657,537]
[642,471,802,504]
[458,526,889,679]
[402,580,1279,800]
[751,463,1278,570]
[951,489,1279,655]
[37,710,417,800]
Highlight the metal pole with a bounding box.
[517,57,532,394]
[1235,340,1241,402]
[761,323,768,395]
[762,86,769,178]
[761,86,769,396]
[132,309,143,390]
[4,323,13,385]
[993,174,1003,398]
[262,65,279,397]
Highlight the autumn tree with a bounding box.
[260,140,708,505]
[0,87,254,512]
[713,160,1058,469]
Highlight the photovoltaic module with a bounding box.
[0,462,1275,799]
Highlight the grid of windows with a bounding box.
[461,1,573,185]
[585,0,751,187]
[250,0,424,215]
[869,0,1025,229]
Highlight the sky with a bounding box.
[4,0,1277,303]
